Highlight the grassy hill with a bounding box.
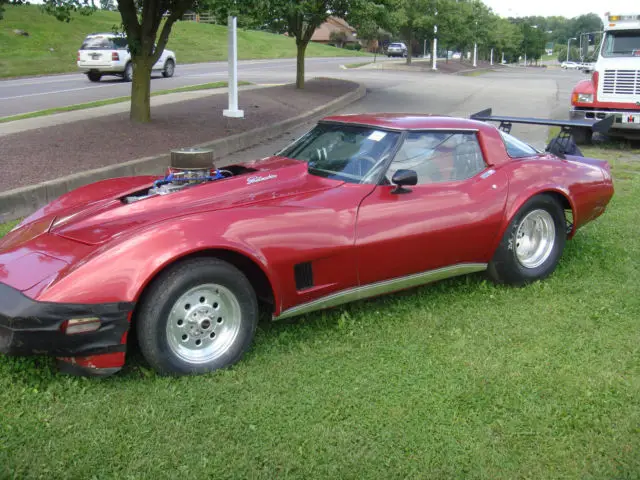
[0,5,364,78]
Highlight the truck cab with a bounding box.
[570,13,640,141]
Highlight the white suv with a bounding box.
[77,33,176,82]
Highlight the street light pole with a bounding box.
[567,37,577,62]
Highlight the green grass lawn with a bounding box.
[1,148,639,478]
[0,5,365,78]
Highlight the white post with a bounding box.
[501,51,504,64]
[490,48,493,65]
[223,16,244,118]
[432,23,438,70]
[473,42,477,67]
[432,37,438,70]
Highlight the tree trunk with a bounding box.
[406,31,413,65]
[296,41,307,89]
[130,56,153,123]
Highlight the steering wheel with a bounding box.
[343,154,378,177]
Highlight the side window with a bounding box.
[387,131,486,184]
[499,131,539,158]
[113,38,129,49]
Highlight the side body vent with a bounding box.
[294,262,314,290]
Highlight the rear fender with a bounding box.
[490,186,576,255]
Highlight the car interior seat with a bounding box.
[452,140,485,180]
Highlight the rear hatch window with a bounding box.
[80,36,128,50]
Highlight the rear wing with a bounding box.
[469,108,614,158]
[469,108,613,134]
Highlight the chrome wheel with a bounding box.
[166,284,242,365]
[515,209,556,269]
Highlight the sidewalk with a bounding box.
[0,78,359,193]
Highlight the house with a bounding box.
[311,16,358,47]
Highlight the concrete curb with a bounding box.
[0,80,367,223]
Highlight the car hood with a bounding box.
[9,157,344,246]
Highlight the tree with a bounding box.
[387,0,435,65]
[42,0,204,123]
[329,30,348,48]
[228,0,386,89]
[347,0,391,56]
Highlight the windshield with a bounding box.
[499,131,540,158]
[278,123,401,183]
[601,30,640,57]
[80,36,128,50]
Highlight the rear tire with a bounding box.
[162,59,175,78]
[123,62,133,82]
[87,71,102,82]
[488,194,566,286]
[571,128,592,145]
[136,258,258,376]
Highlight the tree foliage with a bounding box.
[0,0,27,20]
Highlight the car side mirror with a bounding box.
[391,169,417,194]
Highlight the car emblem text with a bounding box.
[247,174,277,185]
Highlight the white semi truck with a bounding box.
[570,13,640,142]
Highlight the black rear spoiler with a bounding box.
[469,108,614,134]
[469,108,614,158]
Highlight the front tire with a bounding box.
[137,258,258,376]
[488,194,566,286]
[162,59,175,78]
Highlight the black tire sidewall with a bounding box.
[137,259,258,375]
[123,63,133,82]
[489,195,566,285]
[163,59,174,77]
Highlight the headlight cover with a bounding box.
[577,93,593,103]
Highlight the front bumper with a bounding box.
[0,282,133,357]
[571,108,640,131]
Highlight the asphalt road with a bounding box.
[0,56,385,117]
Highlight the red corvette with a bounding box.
[0,113,614,377]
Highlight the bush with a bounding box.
[343,43,362,51]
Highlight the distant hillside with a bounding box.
[0,5,363,78]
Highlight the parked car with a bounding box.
[0,113,614,377]
[387,42,408,57]
[77,33,176,82]
[578,62,595,73]
[561,61,580,69]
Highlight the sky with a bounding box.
[482,0,633,19]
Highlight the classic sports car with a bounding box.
[0,112,614,377]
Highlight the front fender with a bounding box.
[37,212,281,309]
[13,176,158,229]
[571,78,596,107]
